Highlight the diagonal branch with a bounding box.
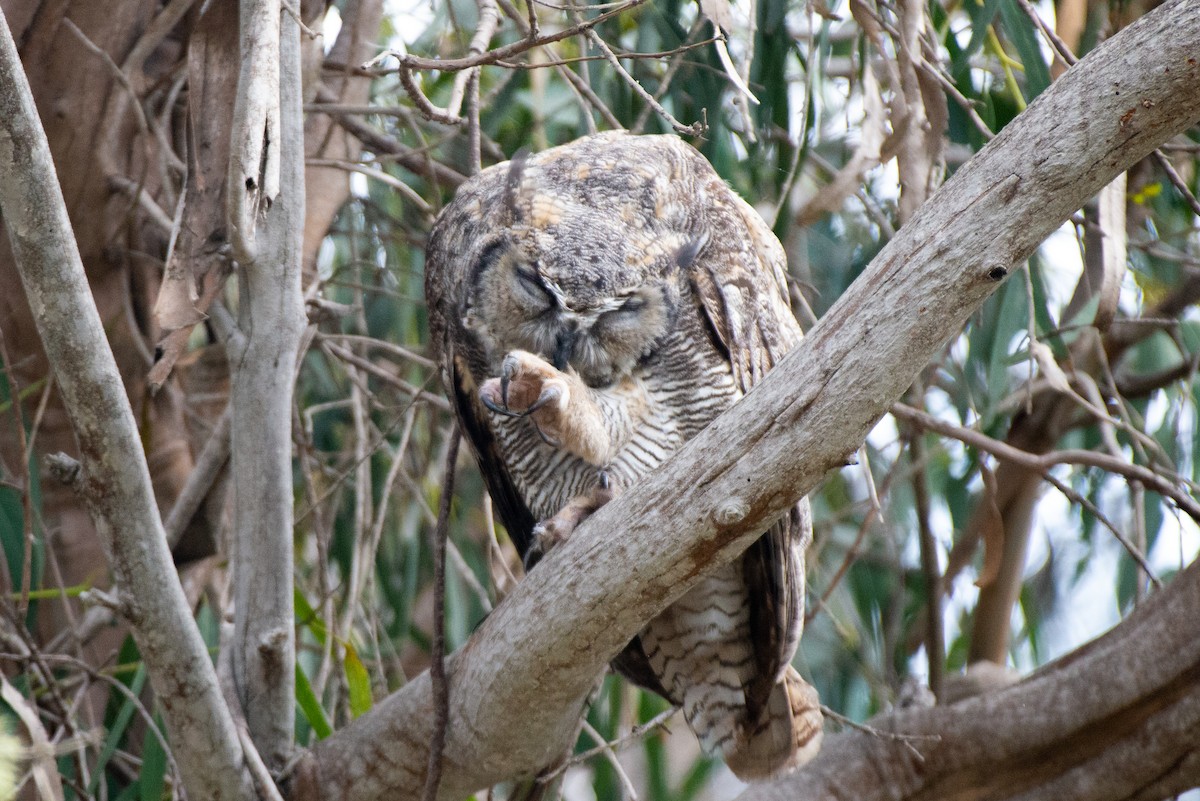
[285,2,1200,797]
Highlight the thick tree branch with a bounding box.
[0,7,253,801]
[737,555,1200,801]
[286,2,1200,797]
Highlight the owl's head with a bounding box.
[463,228,693,387]
[458,143,705,388]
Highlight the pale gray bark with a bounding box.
[287,1,1200,797]
[226,0,306,771]
[0,7,254,801]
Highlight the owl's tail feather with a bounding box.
[723,667,824,781]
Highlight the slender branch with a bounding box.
[421,432,461,801]
[322,341,450,410]
[494,37,717,68]
[305,157,433,213]
[227,1,305,769]
[366,0,645,74]
[493,0,621,129]
[1153,149,1200,218]
[890,402,1200,527]
[632,17,704,134]
[312,86,467,187]
[584,27,705,136]
[906,417,944,700]
[164,406,232,548]
[539,707,678,781]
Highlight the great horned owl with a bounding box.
[425,131,822,779]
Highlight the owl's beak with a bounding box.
[552,328,575,372]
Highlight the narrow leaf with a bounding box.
[295,663,334,739]
[344,642,373,718]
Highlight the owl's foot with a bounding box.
[524,474,616,571]
[480,351,569,423]
[480,350,612,464]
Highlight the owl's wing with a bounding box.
[447,346,539,557]
[689,191,810,723]
[423,191,541,557]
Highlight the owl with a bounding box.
[424,131,822,780]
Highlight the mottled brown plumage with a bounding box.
[424,131,822,779]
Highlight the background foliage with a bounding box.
[1,0,1199,797]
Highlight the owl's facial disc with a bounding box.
[571,282,675,385]
[468,240,677,387]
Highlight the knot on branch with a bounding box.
[985,261,1010,282]
[46,451,83,490]
[713,498,750,527]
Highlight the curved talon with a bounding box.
[598,470,610,490]
[525,384,561,415]
[500,372,512,409]
[531,420,561,448]
[523,526,547,571]
[480,392,522,417]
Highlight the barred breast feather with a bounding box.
[424,131,823,780]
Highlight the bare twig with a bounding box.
[540,707,678,781]
[313,86,467,187]
[317,333,436,369]
[891,402,1185,580]
[632,17,705,134]
[819,703,940,760]
[904,394,944,700]
[483,492,519,597]
[306,158,433,214]
[578,719,640,798]
[810,446,884,622]
[495,37,717,69]
[585,27,705,136]
[1,674,64,800]
[422,430,461,801]
[1014,0,1078,67]
[493,0,621,130]
[380,0,641,126]
[1153,150,1200,218]
[164,405,231,549]
[108,175,175,232]
[367,0,645,74]
[322,341,450,410]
